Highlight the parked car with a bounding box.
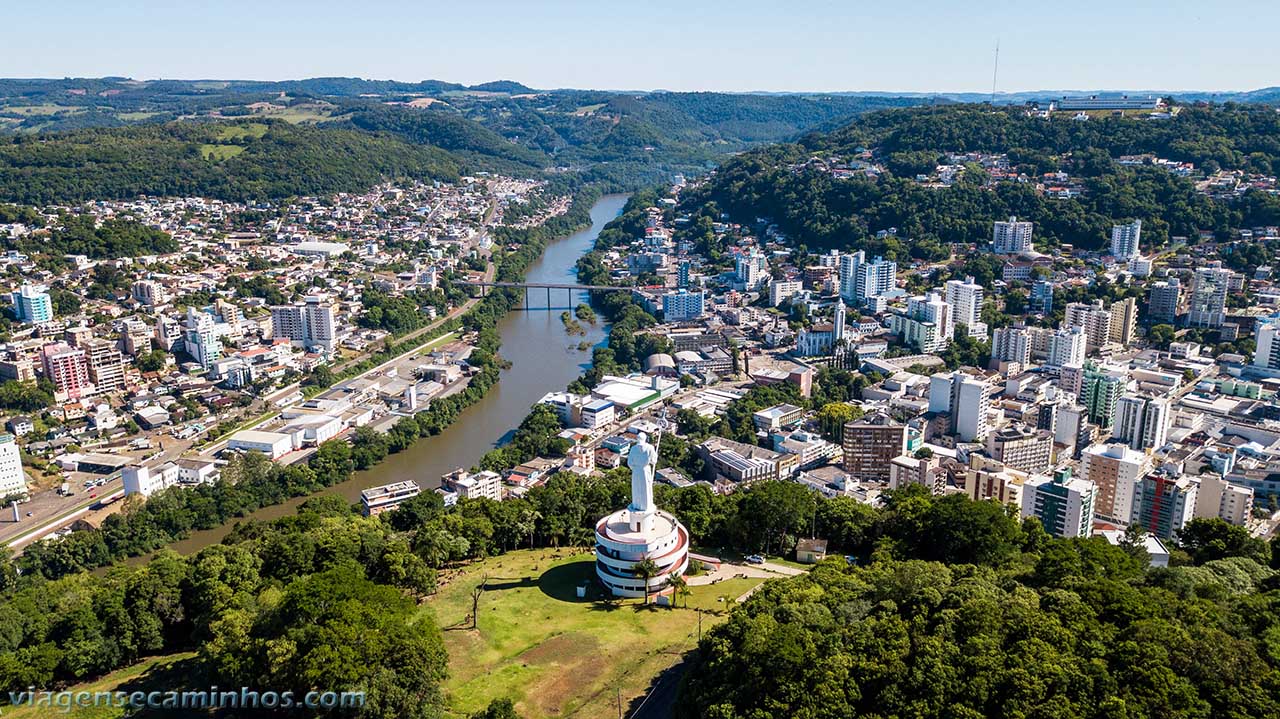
[745,554,765,564]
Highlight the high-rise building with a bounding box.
[154,314,182,352]
[11,283,53,324]
[1046,326,1087,370]
[963,455,1029,507]
[837,251,865,301]
[1031,280,1054,314]
[993,216,1034,254]
[945,275,987,338]
[1064,300,1114,352]
[1109,297,1137,347]
[661,290,706,321]
[991,326,1032,365]
[768,280,803,308]
[1080,362,1126,428]
[1081,443,1150,522]
[1254,317,1280,371]
[929,371,990,442]
[1051,402,1091,458]
[734,250,767,290]
[1187,266,1232,328]
[131,279,169,307]
[1192,474,1254,526]
[121,320,154,356]
[1022,469,1097,538]
[0,434,27,499]
[853,257,897,303]
[890,291,952,353]
[271,296,338,353]
[677,260,691,289]
[85,338,125,394]
[1114,393,1171,451]
[1110,220,1142,259]
[1130,472,1198,539]
[41,342,92,400]
[1147,278,1181,325]
[842,412,907,482]
[986,424,1054,474]
[183,308,223,369]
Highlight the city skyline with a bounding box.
[8,0,1278,94]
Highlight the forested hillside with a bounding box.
[0,120,459,203]
[676,489,1280,719]
[0,79,935,202]
[687,104,1280,257]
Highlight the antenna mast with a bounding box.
[991,39,1000,104]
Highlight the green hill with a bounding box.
[687,103,1280,256]
[0,119,459,203]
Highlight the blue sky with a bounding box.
[7,0,1276,92]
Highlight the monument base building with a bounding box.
[594,430,690,598]
[594,507,690,597]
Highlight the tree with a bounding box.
[1177,518,1271,566]
[1118,523,1151,564]
[815,402,863,441]
[1149,324,1176,349]
[135,350,166,371]
[633,558,661,605]
[667,573,690,609]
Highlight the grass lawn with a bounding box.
[2,104,84,116]
[2,653,199,719]
[198,144,246,161]
[762,554,813,571]
[214,122,269,141]
[423,548,764,719]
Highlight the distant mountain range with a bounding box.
[1,76,1276,104]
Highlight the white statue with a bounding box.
[627,431,658,515]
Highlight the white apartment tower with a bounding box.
[991,326,1032,365]
[853,257,897,303]
[929,371,990,442]
[944,275,987,338]
[993,216,1034,255]
[837,250,865,301]
[1187,266,1232,328]
[1046,326,1087,370]
[1110,220,1142,259]
[0,434,27,499]
[1254,317,1280,371]
[1113,393,1171,451]
[271,296,338,353]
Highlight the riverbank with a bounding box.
[13,192,625,577]
[161,193,627,555]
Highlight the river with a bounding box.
[165,193,627,554]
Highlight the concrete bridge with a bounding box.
[454,280,637,307]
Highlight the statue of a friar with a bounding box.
[627,431,658,515]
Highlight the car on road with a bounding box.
[89,493,97,499]
[745,554,765,564]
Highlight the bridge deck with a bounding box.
[455,280,628,291]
